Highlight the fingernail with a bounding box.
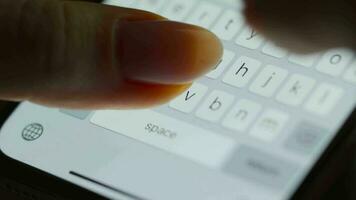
[115,20,223,84]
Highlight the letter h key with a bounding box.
[223,56,262,88]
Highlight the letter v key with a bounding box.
[185,91,196,101]
[170,83,209,113]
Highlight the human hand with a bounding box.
[244,0,356,53]
[0,0,222,109]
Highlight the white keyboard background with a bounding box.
[104,0,356,164]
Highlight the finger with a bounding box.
[64,0,103,2]
[0,0,222,109]
[243,0,356,53]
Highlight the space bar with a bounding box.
[90,110,236,168]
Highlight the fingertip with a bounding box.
[131,83,192,109]
[116,20,223,85]
[188,26,224,81]
[108,81,192,109]
[243,0,263,32]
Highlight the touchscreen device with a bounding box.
[1,0,356,199]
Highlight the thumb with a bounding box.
[244,0,356,53]
[0,0,222,109]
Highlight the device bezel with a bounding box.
[0,102,355,199]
